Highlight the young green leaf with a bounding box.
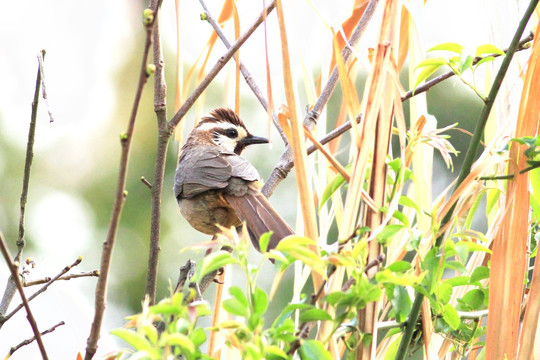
[298,340,333,360]
[470,266,490,283]
[414,57,448,69]
[413,64,444,90]
[442,303,461,330]
[299,308,333,322]
[111,329,156,355]
[197,250,238,280]
[253,286,269,316]
[475,43,505,56]
[223,298,249,318]
[259,231,273,253]
[428,42,464,54]
[391,285,412,322]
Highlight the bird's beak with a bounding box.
[241,134,269,146]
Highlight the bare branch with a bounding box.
[84,2,163,358]
[145,0,168,305]
[23,270,99,287]
[0,231,48,359]
[1,257,82,325]
[1,51,45,319]
[9,321,65,357]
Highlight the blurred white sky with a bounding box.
[0,0,532,358]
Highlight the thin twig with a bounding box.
[37,52,55,123]
[395,3,539,358]
[9,321,65,356]
[1,51,45,319]
[261,0,380,198]
[1,257,82,325]
[401,31,534,102]
[23,270,99,287]
[198,0,288,145]
[0,231,48,359]
[140,176,153,189]
[144,0,169,305]
[84,2,162,359]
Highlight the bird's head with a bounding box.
[194,108,268,154]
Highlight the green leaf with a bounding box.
[229,286,248,308]
[422,248,443,294]
[319,164,352,208]
[470,266,490,283]
[399,195,421,213]
[299,308,332,322]
[111,329,156,354]
[265,345,289,360]
[275,236,325,274]
[437,282,453,305]
[149,303,181,315]
[391,286,412,322]
[384,334,403,360]
[442,304,461,330]
[162,333,195,356]
[272,303,311,328]
[298,340,332,360]
[197,251,238,280]
[392,210,409,227]
[223,298,249,317]
[414,57,448,69]
[457,289,485,311]
[376,224,404,244]
[459,55,474,74]
[428,42,464,54]
[413,64,443,90]
[259,231,273,253]
[253,286,269,316]
[475,55,496,67]
[455,241,492,254]
[387,261,412,273]
[443,276,470,287]
[190,327,206,347]
[475,44,505,56]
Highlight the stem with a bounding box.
[395,1,539,358]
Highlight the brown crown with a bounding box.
[197,108,246,129]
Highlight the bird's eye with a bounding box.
[226,128,238,138]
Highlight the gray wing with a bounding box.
[174,146,260,199]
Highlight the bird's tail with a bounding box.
[224,193,294,252]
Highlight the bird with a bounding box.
[174,107,294,252]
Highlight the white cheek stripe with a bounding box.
[196,122,233,131]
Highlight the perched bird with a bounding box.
[174,108,294,252]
